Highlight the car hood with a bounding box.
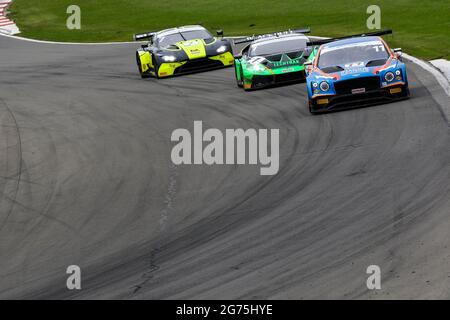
[156,38,230,60]
[248,53,306,69]
[312,59,400,80]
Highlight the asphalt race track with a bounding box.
[0,35,449,299]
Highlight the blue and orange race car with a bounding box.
[305,30,410,114]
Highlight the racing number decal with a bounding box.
[373,45,385,52]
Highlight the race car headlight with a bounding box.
[216,45,227,53]
[395,70,401,76]
[385,72,395,82]
[312,82,318,88]
[162,55,176,62]
[319,81,330,92]
[251,64,266,72]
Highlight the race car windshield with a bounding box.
[158,30,213,47]
[158,33,185,47]
[180,30,214,41]
[249,38,307,56]
[318,41,389,69]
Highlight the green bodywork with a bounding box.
[235,46,318,89]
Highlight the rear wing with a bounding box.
[133,32,156,41]
[233,27,311,45]
[306,29,392,47]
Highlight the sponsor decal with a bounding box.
[343,66,369,75]
[321,40,384,53]
[272,59,299,68]
[281,67,295,73]
[344,62,365,68]
[352,88,366,94]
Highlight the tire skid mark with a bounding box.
[0,98,22,232]
[131,162,178,295]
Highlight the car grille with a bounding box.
[252,71,305,88]
[333,76,380,95]
[312,84,408,111]
[174,58,223,74]
[252,75,274,88]
[275,71,305,83]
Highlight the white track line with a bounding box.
[1,36,139,45]
[403,53,450,97]
[0,0,19,35]
[0,32,139,45]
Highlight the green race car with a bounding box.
[234,28,317,90]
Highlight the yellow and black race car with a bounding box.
[134,25,234,78]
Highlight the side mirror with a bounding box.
[216,29,224,38]
[303,47,312,57]
[304,61,313,74]
[393,48,402,59]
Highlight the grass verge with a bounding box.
[8,0,450,60]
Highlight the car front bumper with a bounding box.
[158,52,234,77]
[309,83,410,112]
[244,70,306,90]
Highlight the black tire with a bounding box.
[308,100,319,115]
[235,64,243,88]
[152,54,160,79]
[404,85,411,97]
[136,52,151,79]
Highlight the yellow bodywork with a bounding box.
[137,39,234,78]
[138,50,152,73]
[209,52,235,66]
[158,62,187,77]
[158,52,234,78]
[176,39,207,59]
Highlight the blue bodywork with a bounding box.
[306,36,409,113]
